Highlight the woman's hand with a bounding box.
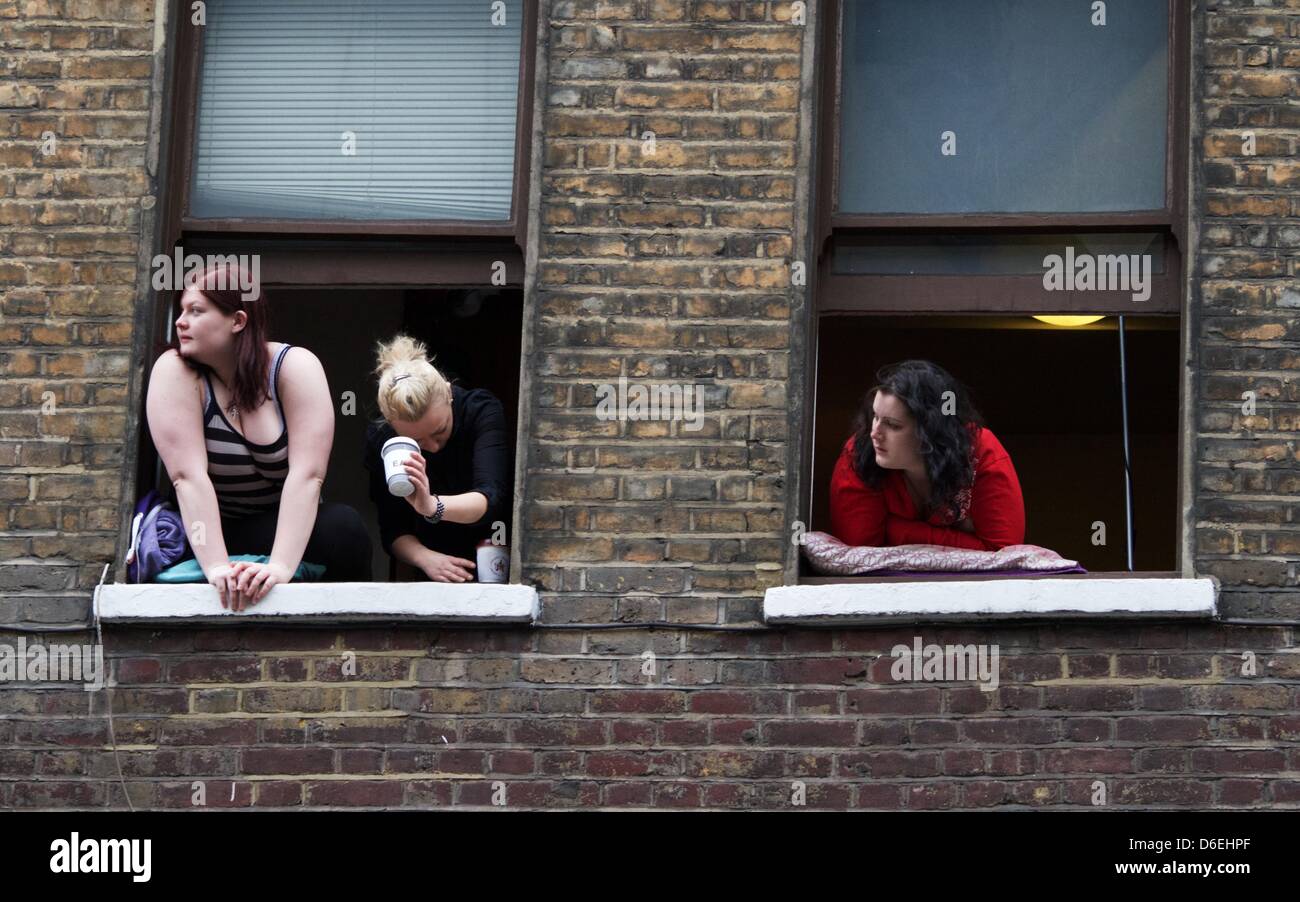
[207,561,251,610]
[231,561,293,610]
[402,451,438,518]
[419,551,476,583]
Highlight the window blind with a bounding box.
[839,0,1168,214]
[190,0,523,221]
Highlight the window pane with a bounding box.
[839,0,1168,214]
[191,0,522,221]
[831,232,1166,275]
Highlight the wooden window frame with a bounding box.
[160,0,537,250]
[814,0,1190,315]
[133,0,539,564]
[798,0,1193,581]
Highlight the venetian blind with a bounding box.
[190,0,522,221]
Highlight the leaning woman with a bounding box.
[364,335,511,582]
[829,360,1025,550]
[145,262,372,610]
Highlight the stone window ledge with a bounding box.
[764,576,1217,625]
[95,582,539,625]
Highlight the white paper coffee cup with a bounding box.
[381,436,420,497]
[476,542,509,583]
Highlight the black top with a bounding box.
[363,384,511,564]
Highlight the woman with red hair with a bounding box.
[145,262,370,609]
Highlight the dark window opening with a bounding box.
[139,286,522,584]
[808,315,1179,576]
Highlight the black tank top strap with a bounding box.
[201,371,218,417]
[270,343,293,429]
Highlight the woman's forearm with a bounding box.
[391,534,435,569]
[171,474,232,575]
[431,491,489,525]
[268,470,323,575]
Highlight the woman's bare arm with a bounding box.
[144,350,233,574]
[427,490,488,524]
[268,347,334,577]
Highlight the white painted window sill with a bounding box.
[764,577,1217,625]
[95,582,539,625]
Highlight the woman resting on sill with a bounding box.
[145,262,372,611]
[829,360,1025,551]
[364,335,511,583]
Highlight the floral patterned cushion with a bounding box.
[801,531,1080,576]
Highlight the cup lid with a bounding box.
[382,435,420,451]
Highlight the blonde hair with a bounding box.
[373,334,452,423]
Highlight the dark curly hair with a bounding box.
[851,360,984,518]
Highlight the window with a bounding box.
[128,0,539,593]
[156,0,535,286]
[816,0,1187,313]
[837,0,1168,216]
[800,0,1194,585]
[189,0,522,222]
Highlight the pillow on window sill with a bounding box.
[801,531,1083,577]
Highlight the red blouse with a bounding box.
[828,426,1026,551]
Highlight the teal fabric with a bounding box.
[154,555,326,584]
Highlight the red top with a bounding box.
[828,427,1025,551]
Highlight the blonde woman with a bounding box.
[364,336,511,582]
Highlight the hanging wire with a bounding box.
[1118,315,1135,571]
[93,563,134,812]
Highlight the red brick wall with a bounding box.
[4,622,1297,809]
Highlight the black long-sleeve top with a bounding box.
[363,384,511,565]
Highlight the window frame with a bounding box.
[813,0,1191,315]
[126,0,539,587]
[796,0,1195,583]
[161,0,538,244]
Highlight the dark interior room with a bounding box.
[810,315,1180,573]
[267,287,522,581]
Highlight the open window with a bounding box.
[255,285,522,583]
[117,0,539,609]
[776,0,1214,620]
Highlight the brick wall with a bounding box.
[4,622,1298,809]
[1195,0,1300,620]
[522,0,801,622]
[1,0,1298,810]
[1,0,156,627]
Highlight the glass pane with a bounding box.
[839,0,1168,214]
[191,0,522,221]
[832,232,1166,275]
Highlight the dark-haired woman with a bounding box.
[829,360,1025,550]
[145,262,371,610]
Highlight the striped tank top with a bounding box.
[201,343,293,519]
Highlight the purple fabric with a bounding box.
[128,490,191,583]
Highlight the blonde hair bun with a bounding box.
[374,334,452,423]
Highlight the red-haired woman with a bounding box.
[145,262,371,610]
